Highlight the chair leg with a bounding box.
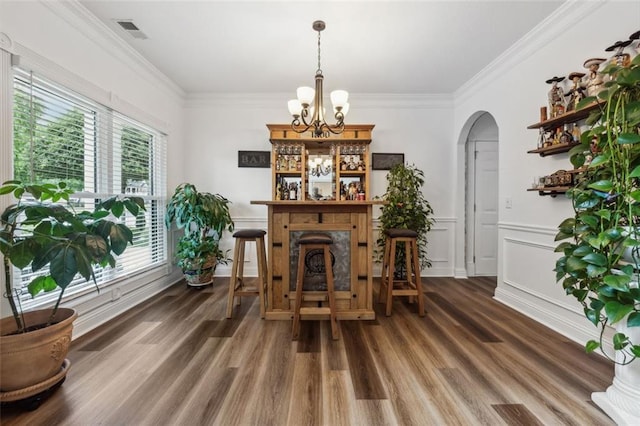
[292,246,306,340]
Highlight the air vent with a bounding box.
[114,19,148,40]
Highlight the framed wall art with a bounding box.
[238,150,271,168]
[371,153,404,170]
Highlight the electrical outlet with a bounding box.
[505,197,512,209]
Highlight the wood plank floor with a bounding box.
[1,276,615,425]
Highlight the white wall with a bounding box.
[453,1,640,351]
[183,94,457,277]
[0,1,186,336]
[4,0,636,346]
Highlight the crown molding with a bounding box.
[454,0,605,106]
[184,92,454,109]
[41,0,185,101]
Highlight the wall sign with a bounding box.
[238,150,271,168]
[372,152,404,170]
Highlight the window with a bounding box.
[12,67,167,307]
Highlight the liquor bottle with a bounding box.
[289,155,296,171]
[289,182,296,201]
[276,181,281,200]
[296,155,301,171]
[275,155,281,171]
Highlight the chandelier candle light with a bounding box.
[288,20,349,138]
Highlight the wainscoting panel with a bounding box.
[496,223,613,355]
[224,217,456,278]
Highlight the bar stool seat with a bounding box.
[292,232,339,340]
[378,228,425,316]
[226,229,268,319]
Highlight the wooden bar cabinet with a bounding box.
[252,124,382,320]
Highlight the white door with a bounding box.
[473,141,498,275]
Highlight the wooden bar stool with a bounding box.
[292,232,339,340]
[226,229,268,319]
[378,228,425,317]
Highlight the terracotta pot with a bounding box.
[0,308,77,393]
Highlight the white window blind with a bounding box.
[11,67,168,307]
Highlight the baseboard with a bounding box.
[493,284,612,357]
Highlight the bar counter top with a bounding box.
[250,200,386,206]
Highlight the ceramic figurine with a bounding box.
[582,58,606,97]
[605,39,633,68]
[546,76,566,118]
[565,72,585,112]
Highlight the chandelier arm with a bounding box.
[291,118,313,134]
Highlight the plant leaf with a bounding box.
[603,274,630,290]
[49,245,78,289]
[627,312,640,327]
[582,253,607,266]
[585,340,600,353]
[588,180,613,192]
[110,223,133,255]
[617,133,640,145]
[613,333,629,350]
[605,301,635,325]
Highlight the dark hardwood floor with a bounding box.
[1,276,614,425]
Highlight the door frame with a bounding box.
[454,111,499,278]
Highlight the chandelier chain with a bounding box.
[317,29,322,75]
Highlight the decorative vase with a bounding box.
[592,317,640,425]
[0,308,76,400]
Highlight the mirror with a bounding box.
[307,153,335,200]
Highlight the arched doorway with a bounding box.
[454,112,499,277]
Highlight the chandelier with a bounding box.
[288,20,349,138]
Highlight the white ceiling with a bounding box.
[79,0,564,95]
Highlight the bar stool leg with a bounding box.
[411,239,425,316]
[256,236,267,319]
[405,240,415,304]
[324,248,339,340]
[227,238,243,319]
[378,237,391,305]
[385,239,397,317]
[292,246,306,340]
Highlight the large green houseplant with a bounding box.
[555,53,640,365]
[165,183,234,287]
[0,180,143,400]
[376,163,435,276]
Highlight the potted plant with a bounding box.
[165,183,234,287]
[0,180,143,405]
[554,53,640,421]
[376,163,435,277]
